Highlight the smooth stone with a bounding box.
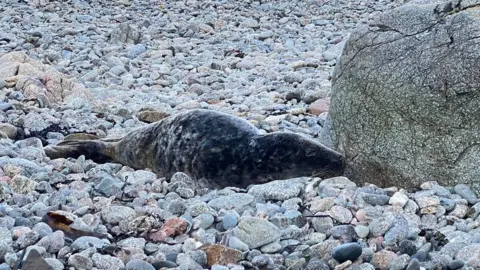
[68,253,93,269]
[362,194,390,206]
[0,102,12,111]
[251,255,271,266]
[456,244,480,268]
[440,197,456,211]
[222,213,238,230]
[235,60,255,70]
[211,265,229,270]
[233,217,281,249]
[406,258,420,270]
[152,260,178,269]
[355,225,370,238]
[319,177,356,189]
[94,177,124,197]
[411,250,427,262]
[454,184,478,204]
[260,240,282,253]
[372,250,397,270]
[389,254,410,270]
[71,237,110,251]
[91,253,125,269]
[330,225,357,242]
[248,178,306,201]
[101,205,136,225]
[329,206,353,223]
[117,238,146,249]
[125,259,155,270]
[389,192,409,207]
[384,216,409,245]
[227,236,249,252]
[126,44,147,59]
[208,193,254,211]
[0,123,17,139]
[332,243,362,263]
[448,260,464,270]
[305,257,330,270]
[193,213,215,229]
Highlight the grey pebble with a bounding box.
[222,212,238,230]
[406,258,420,270]
[454,184,478,204]
[411,250,427,262]
[228,236,250,252]
[248,179,306,201]
[211,265,229,270]
[233,217,281,249]
[208,193,255,211]
[305,257,330,270]
[126,44,147,59]
[330,225,357,242]
[448,259,464,270]
[71,236,110,251]
[68,253,93,269]
[125,259,156,270]
[362,194,390,206]
[0,102,12,111]
[440,197,456,211]
[193,213,215,229]
[251,255,272,266]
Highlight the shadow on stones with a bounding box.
[15,124,96,146]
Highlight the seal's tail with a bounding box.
[44,139,116,164]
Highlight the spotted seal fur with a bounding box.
[44,109,345,189]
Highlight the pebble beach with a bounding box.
[3,0,480,270]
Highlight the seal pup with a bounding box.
[44,109,345,189]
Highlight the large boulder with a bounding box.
[321,0,480,190]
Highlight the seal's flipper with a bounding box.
[44,140,115,164]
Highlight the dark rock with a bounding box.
[331,242,362,263]
[152,260,177,268]
[330,225,357,242]
[399,240,417,256]
[362,194,390,206]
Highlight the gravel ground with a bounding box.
[5,1,480,270]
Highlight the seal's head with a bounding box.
[252,132,345,182]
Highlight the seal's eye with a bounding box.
[305,149,317,157]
